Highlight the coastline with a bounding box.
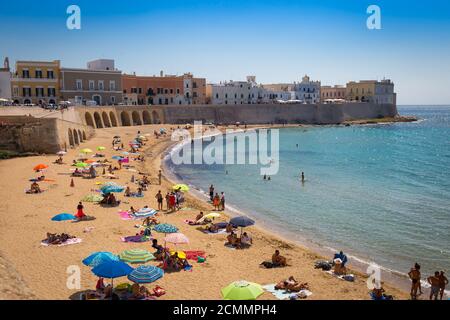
[159,124,414,297]
[0,124,411,300]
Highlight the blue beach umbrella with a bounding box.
[82,252,119,267]
[112,156,123,160]
[92,260,134,287]
[100,184,125,194]
[229,216,255,228]
[153,223,178,234]
[127,265,164,284]
[51,213,76,221]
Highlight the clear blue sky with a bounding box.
[1,0,449,104]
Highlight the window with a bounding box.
[22,69,30,78]
[215,93,219,99]
[111,96,116,104]
[170,89,173,94]
[13,86,19,96]
[98,81,104,91]
[193,82,197,88]
[176,89,180,94]
[109,80,116,91]
[76,79,83,90]
[138,88,142,94]
[186,83,189,88]
[47,87,56,97]
[35,87,44,97]
[89,80,95,90]
[47,70,54,79]
[23,87,31,96]
[35,70,42,78]
[193,92,198,98]
[164,89,168,94]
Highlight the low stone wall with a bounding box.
[0,116,94,154]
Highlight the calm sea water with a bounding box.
[167,106,450,278]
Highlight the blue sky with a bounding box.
[1,0,449,104]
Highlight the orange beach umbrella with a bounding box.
[33,164,48,171]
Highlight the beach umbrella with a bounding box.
[164,233,189,245]
[172,184,189,192]
[153,223,178,234]
[119,249,155,264]
[127,265,164,284]
[198,212,221,222]
[221,281,264,300]
[230,216,255,236]
[91,260,134,287]
[56,151,67,156]
[97,146,106,151]
[74,162,89,168]
[80,148,93,154]
[51,213,76,221]
[122,151,129,155]
[230,216,255,228]
[83,252,119,267]
[112,156,123,160]
[169,251,186,259]
[132,208,158,219]
[33,164,48,171]
[100,185,125,194]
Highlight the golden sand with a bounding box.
[0,125,409,300]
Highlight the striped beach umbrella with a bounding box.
[164,232,189,245]
[83,252,119,267]
[132,208,158,219]
[127,265,164,284]
[118,249,155,264]
[153,223,178,234]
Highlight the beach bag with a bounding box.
[342,274,355,282]
[197,256,206,263]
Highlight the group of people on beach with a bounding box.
[408,262,448,300]
[209,185,225,211]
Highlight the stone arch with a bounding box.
[73,129,79,145]
[152,110,161,124]
[93,112,103,128]
[24,99,31,104]
[85,112,95,127]
[68,129,74,147]
[120,111,131,126]
[78,130,83,142]
[132,111,142,125]
[109,112,118,127]
[82,131,87,141]
[142,110,151,124]
[102,111,111,127]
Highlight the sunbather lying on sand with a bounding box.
[28,181,42,193]
[43,232,75,245]
[275,276,309,292]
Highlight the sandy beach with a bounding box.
[0,124,410,300]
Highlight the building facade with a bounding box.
[293,75,321,104]
[206,76,269,105]
[60,59,123,106]
[346,79,395,104]
[11,60,60,105]
[122,72,206,106]
[0,57,11,100]
[321,85,347,102]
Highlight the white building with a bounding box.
[374,79,396,104]
[0,57,12,100]
[87,59,115,71]
[293,75,321,103]
[207,76,257,105]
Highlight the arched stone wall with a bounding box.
[78,130,83,142]
[120,111,131,126]
[85,112,95,127]
[110,112,118,127]
[132,111,142,125]
[142,110,151,124]
[152,110,161,124]
[73,129,79,145]
[102,112,111,127]
[68,129,74,147]
[94,112,103,129]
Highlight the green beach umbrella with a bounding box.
[221,281,264,300]
[97,146,106,151]
[118,249,155,264]
[75,162,89,168]
[82,194,104,202]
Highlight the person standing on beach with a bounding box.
[155,190,163,210]
[408,263,421,300]
[439,271,448,300]
[220,192,225,211]
[209,185,214,201]
[428,271,441,300]
[165,192,170,211]
[158,170,162,185]
[213,193,220,211]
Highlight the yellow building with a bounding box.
[346,79,395,104]
[11,60,60,105]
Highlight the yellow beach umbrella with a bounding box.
[80,148,93,154]
[97,146,106,151]
[169,251,186,259]
[172,184,189,192]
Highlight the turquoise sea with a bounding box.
[166,106,450,283]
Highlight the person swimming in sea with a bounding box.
[263,174,267,180]
[301,172,305,183]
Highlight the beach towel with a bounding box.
[121,235,151,243]
[118,211,132,220]
[202,229,227,235]
[325,270,356,281]
[184,251,206,260]
[41,238,82,247]
[262,284,313,300]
